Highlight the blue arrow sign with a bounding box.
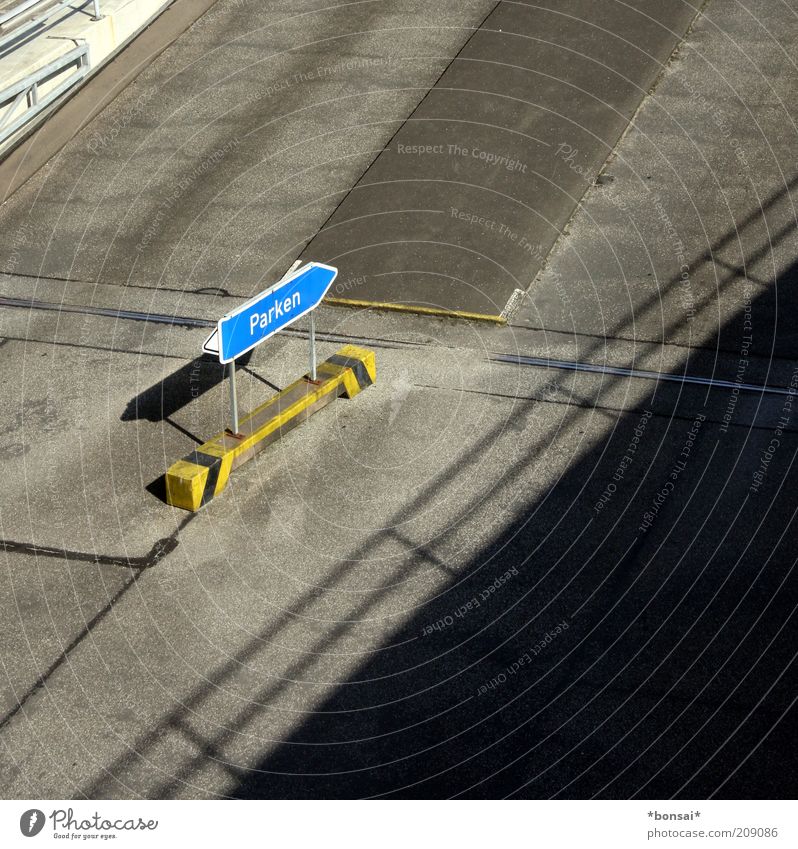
[204,262,337,363]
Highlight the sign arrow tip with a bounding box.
[202,328,219,355]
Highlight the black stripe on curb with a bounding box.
[326,354,373,390]
[185,450,222,506]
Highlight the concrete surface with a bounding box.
[0,0,500,293]
[301,0,702,316]
[513,0,798,364]
[0,0,796,800]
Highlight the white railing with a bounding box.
[0,0,101,53]
[0,0,101,149]
[0,43,89,145]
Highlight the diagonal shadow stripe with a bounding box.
[0,515,194,732]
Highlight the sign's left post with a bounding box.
[228,360,240,435]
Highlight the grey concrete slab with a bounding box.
[0,559,133,721]
[300,0,701,317]
[2,284,798,798]
[6,264,798,395]
[2,314,797,797]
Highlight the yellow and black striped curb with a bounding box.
[165,345,376,512]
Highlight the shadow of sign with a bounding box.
[121,350,252,424]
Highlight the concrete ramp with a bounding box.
[303,0,702,319]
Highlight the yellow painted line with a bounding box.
[324,296,506,325]
[165,345,376,512]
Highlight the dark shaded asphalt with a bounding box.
[232,400,798,799]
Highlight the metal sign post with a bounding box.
[228,361,239,434]
[309,311,317,381]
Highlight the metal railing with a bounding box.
[0,42,89,145]
[0,0,102,149]
[0,0,101,52]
